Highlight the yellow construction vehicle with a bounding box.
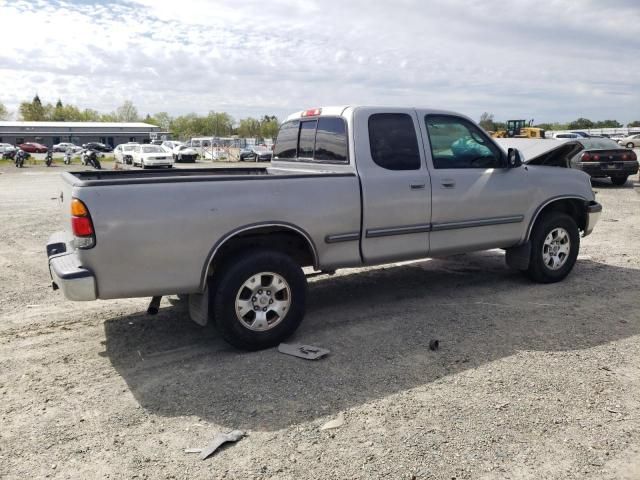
[491,119,546,139]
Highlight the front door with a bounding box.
[419,112,533,255]
[355,108,432,264]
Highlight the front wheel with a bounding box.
[611,175,628,186]
[210,249,307,350]
[524,212,579,283]
[626,142,635,149]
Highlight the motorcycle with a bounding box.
[14,149,27,168]
[82,149,102,170]
[45,150,53,167]
[63,149,72,165]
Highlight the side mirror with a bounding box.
[507,148,523,168]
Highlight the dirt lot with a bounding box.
[1,162,639,479]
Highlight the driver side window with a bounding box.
[425,115,503,169]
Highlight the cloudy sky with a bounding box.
[1,0,639,124]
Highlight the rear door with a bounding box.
[355,107,432,264]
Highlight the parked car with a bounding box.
[0,143,16,154]
[18,142,48,153]
[82,142,113,153]
[173,144,198,163]
[131,144,174,168]
[46,105,601,350]
[617,134,640,149]
[53,142,81,152]
[113,143,139,164]
[239,145,273,162]
[527,137,638,185]
[2,148,29,161]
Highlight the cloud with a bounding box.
[0,0,638,123]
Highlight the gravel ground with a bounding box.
[0,163,639,479]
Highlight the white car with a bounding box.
[617,134,640,149]
[0,143,16,154]
[162,141,198,162]
[53,142,81,152]
[113,143,139,164]
[132,144,174,168]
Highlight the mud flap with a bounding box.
[188,284,209,326]
[505,241,531,271]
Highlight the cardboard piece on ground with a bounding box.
[278,343,330,360]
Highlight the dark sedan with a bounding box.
[82,142,113,153]
[18,142,48,153]
[527,138,638,185]
[239,145,273,162]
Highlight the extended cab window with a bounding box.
[274,120,299,159]
[274,117,348,163]
[368,113,421,170]
[425,115,503,169]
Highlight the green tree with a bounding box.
[478,112,495,131]
[567,118,594,130]
[238,117,262,138]
[594,119,622,128]
[0,102,9,120]
[115,100,139,122]
[627,120,640,128]
[19,94,48,120]
[260,116,279,139]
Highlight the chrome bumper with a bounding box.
[584,201,602,237]
[47,232,97,301]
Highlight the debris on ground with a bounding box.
[429,339,440,351]
[198,430,245,460]
[320,413,344,431]
[278,343,330,360]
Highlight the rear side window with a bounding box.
[273,120,299,159]
[368,113,421,170]
[315,117,348,161]
[274,117,348,163]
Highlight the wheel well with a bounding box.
[205,226,317,281]
[531,198,586,236]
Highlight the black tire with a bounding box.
[626,142,634,149]
[525,212,579,283]
[611,175,628,186]
[210,249,307,350]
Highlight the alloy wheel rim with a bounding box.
[234,272,291,331]
[542,227,571,270]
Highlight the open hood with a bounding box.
[493,138,579,167]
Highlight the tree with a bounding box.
[594,119,622,128]
[115,100,139,122]
[238,117,262,138]
[0,102,9,120]
[567,118,594,130]
[260,116,279,139]
[627,120,640,128]
[19,94,48,120]
[478,112,495,131]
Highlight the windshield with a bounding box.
[142,146,164,153]
[123,145,136,151]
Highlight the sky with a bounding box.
[1,0,639,124]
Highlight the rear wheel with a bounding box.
[611,175,628,186]
[626,142,635,149]
[524,212,579,283]
[210,250,307,350]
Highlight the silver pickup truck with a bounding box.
[47,106,602,350]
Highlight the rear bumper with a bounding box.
[577,161,639,177]
[47,232,97,301]
[584,201,602,237]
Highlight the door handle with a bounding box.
[440,179,456,188]
[410,183,425,190]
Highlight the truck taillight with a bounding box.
[71,198,95,248]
